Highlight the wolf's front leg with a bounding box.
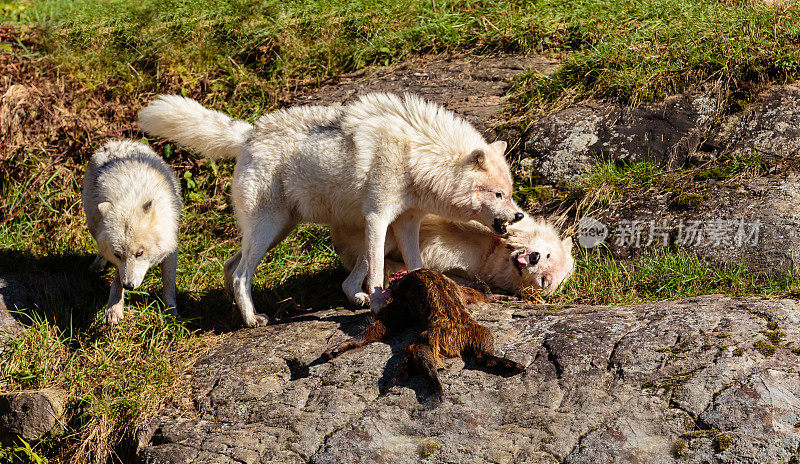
[160,250,179,316]
[365,213,392,313]
[106,270,125,326]
[342,254,370,306]
[392,210,424,270]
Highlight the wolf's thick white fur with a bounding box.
[82,140,181,325]
[138,93,523,326]
[332,214,574,304]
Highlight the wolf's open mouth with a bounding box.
[493,218,509,234]
[511,250,528,270]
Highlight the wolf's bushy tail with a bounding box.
[137,95,252,160]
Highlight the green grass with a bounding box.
[0,438,49,464]
[568,159,663,205]
[513,158,665,210]
[5,0,800,113]
[552,246,800,306]
[693,152,770,181]
[512,0,800,110]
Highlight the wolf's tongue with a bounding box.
[516,253,528,268]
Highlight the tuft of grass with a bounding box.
[551,247,800,306]
[671,438,688,458]
[679,428,735,453]
[0,438,49,464]
[671,192,705,211]
[752,340,776,357]
[642,369,698,392]
[565,160,663,207]
[713,432,734,453]
[693,153,770,181]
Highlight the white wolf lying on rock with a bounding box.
[138,92,524,326]
[82,140,181,325]
[332,214,574,304]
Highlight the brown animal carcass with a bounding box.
[323,269,525,400]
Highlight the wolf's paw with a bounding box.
[106,307,124,326]
[352,292,370,307]
[244,312,270,327]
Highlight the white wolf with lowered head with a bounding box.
[138,92,524,326]
[332,214,574,303]
[82,140,181,325]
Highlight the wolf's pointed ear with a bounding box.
[562,237,573,253]
[98,202,112,216]
[142,200,153,213]
[468,149,486,171]
[490,140,507,157]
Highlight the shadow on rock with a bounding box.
[375,332,446,407]
[186,266,354,333]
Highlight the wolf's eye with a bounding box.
[495,192,503,198]
[547,253,551,259]
[135,250,143,258]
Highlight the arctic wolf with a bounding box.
[82,140,181,325]
[138,92,523,326]
[331,214,574,304]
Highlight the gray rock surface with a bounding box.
[520,85,800,184]
[521,94,718,183]
[587,173,800,271]
[0,388,68,443]
[711,84,800,160]
[282,54,559,141]
[137,296,800,463]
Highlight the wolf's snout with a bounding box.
[122,282,135,291]
[514,212,524,223]
[529,251,540,265]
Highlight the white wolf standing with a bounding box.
[138,92,524,326]
[82,140,181,326]
[331,214,574,303]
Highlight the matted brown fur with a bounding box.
[323,269,525,399]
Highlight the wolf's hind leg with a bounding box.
[223,250,242,294]
[160,250,179,316]
[392,210,424,270]
[90,255,107,273]
[232,214,296,327]
[323,320,387,360]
